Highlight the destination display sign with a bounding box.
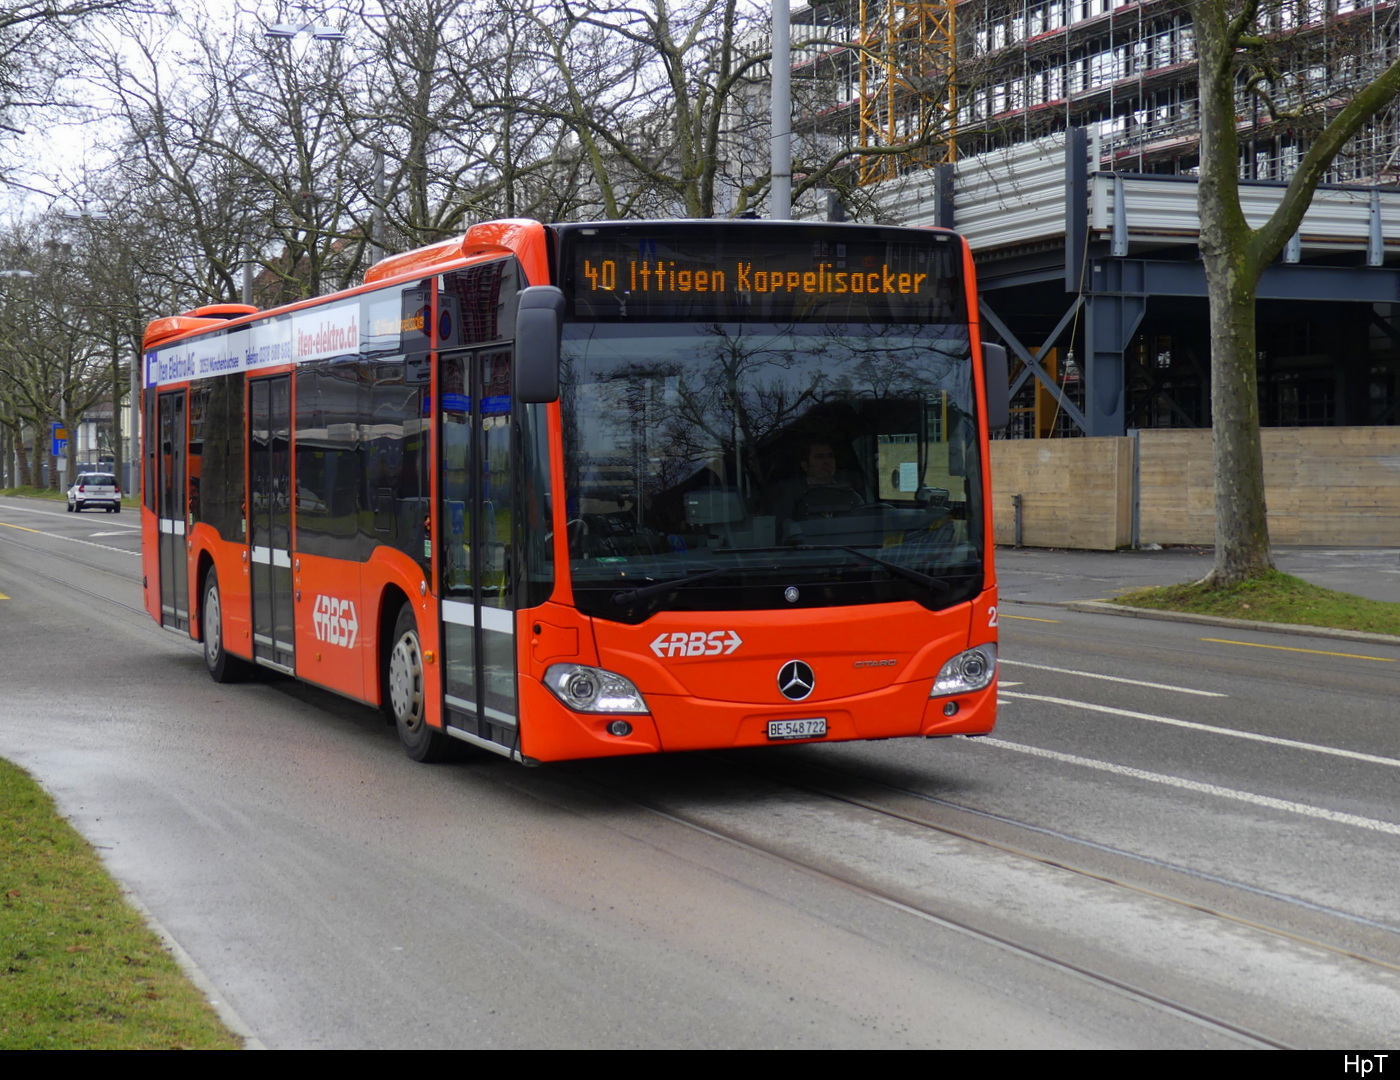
[563,223,964,323]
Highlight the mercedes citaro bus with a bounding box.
[141,219,1007,764]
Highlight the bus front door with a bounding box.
[249,375,295,672]
[157,390,189,631]
[439,348,519,756]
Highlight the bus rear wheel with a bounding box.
[203,571,250,683]
[386,605,456,763]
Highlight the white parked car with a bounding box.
[67,472,123,513]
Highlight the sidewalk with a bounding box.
[996,544,1400,644]
[997,545,1400,607]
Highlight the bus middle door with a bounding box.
[156,389,190,631]
[249,375,295,672]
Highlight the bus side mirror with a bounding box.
[983,343,1009,432]
[516,286,565,404]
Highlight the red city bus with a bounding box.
[141,219,1008,764]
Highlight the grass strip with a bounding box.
[0,759,241,1049]
[1,486,65,501]
[1113,570,1400,637]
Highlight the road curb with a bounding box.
[1064,600,1400,649]
[118,886,266,1050]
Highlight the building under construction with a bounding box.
[792,0,1400,435]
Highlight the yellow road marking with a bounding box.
[1003,614,1061,623]
[0,521,40,533]
[0,593,8,600]
[1200,638,1396,663]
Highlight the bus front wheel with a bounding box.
[203,571,250,683]
[386,605,456,763]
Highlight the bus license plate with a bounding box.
[767,718,827,741]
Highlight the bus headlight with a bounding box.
[544,664,650,714]
[931,644,997,696]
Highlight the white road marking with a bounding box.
[1000,690,1400,769]
[3,502,140,530]
[979,737,1400,837]
[999,659,1226,697]
[0,519,139,558]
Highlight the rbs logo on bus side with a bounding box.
[650,630,742,658]
[313,595,359,648]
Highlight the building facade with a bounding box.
[791,0,1400,434]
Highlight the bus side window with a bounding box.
[364,354,429,569]
[440,352,472,594]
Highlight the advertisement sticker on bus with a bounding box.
[146,300,359,387]
[291,301,359,362]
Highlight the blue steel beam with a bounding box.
[980,297,1091,433]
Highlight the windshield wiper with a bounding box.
[827,545,951,595]
[724,544,952,595]
[610,567,727,607]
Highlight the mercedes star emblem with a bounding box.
[777,660,815,701]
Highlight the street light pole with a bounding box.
[771,0,792,220]
[129,318,140,497]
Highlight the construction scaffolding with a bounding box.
[794,0,958,184]
[795,0,1400,184]
[953,0,1400,180]
[789,2,1400,436]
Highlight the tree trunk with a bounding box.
[66,407,79,482]
[1201,261,1273,585]
[14,424,32,487]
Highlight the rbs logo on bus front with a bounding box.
[313,595,359,648]
[650,630,743,658]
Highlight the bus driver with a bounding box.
[774,438,865,540]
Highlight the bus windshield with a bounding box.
[560,321,985,622]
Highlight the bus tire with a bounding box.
[386,604,456,763]
[203,570,250,684]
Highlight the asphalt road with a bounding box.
[2,494,1397,1049]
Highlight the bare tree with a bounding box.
[0,221,116,486]
[345,0,585,248]
[347,0,475,248]
[93,5,374,307]
[484,0,778,219]
[481,0,958,221]
[0,0,134,140]
[47,0,951,340]
[1191,0,1400,586]
[90,13,260,306]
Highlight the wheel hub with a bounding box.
[389,633,423,729]
[204,588,221,670]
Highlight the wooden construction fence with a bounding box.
[990,427,1400,549]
